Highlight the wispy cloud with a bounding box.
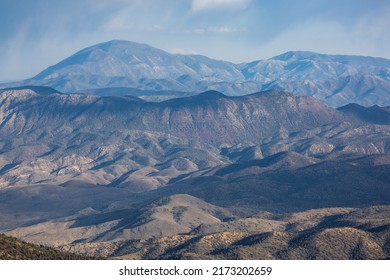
[107,18,163,32]
[255,9,390,60]
[191,0,251,12]
[189,26,247,34]
[207,26,247,33]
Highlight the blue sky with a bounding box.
[1,0,389,80]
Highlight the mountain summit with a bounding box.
[31,40,242,93]
[2,40,390,107]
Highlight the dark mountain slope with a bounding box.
[156,155,390,212]
[0,88,345,146]
[0,233,97,260]
[338,103,390,125]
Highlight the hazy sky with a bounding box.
[1,0,389,80]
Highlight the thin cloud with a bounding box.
[255,13,390,60]
[191,0,251,12]
[107,19,164,32]
[208,26,247,33]
[189,26,247,34]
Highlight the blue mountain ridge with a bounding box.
[2,40,390,107]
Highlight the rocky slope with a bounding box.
[0,87,388,191]
[59,206,390,260]
[0,87,389,259]
[0,233,97,260]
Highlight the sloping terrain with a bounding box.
[1,87,389,191]
[58,206,390,260]
[0,87,389,259]
[0,233,97,260]
[247,52,390,107]
[1,40,390,107]
[0,87,358,189]
[338,103,390,124]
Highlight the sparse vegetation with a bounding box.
[55,206,390,260]
[0,88,389,260]
[0,234,99,260]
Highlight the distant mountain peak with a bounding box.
[271,51,320,61]
[97,39,149,47]
[1,86,61,95]
[271,50,390,65]
[1,40,390,107]
[83,40,167,55]
[197,90,226,98]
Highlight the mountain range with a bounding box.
[0,85,389,259]
[0,40,389,260]
[1,40,390,107]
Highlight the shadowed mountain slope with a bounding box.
[338,103,390,125]
[0,88,345,146]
